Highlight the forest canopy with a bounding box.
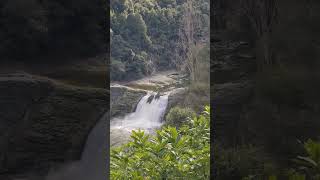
[110,0,209,81]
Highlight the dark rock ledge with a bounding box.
[0,73,108,179]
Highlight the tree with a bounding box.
[176,0,209,82]
[124,13,152,49]
[110,0,131,13]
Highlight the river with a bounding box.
[110,91,169,147]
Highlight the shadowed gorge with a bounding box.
[212,0,320,179]
[0,0,108,179]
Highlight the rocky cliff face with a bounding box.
[167,88,187,111]
[110,85,147,118]
[212,0,320,149]
[212,37,256,144]
[0,73,108,179]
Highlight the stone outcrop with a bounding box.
[167,88,187,110]
[164,88,188,118]
[0,73,108,178]
[110,85,147,118]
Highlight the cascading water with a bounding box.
[45,91,169,179]
[110,92,169,146]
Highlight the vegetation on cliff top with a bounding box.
[110,0,209,81]
[110,106,210,179]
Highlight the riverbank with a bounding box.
[111,70,188,91]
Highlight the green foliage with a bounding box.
[110,106,210,179]
[165,106,196,128]
[111,59,126,80]
[124,13,152,49]
[110,0,130,13]
[110,0,180,80]
[300,139,320,168]
[182,82,210,113]
[292,139,320,179]
[110,0,209,81]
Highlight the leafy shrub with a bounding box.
[110,59,126,81]
[110,106,210,179]
[184,83,210,112]
[165,106,196,128]
[292,139,320,179]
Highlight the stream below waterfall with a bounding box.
[9,71,181,180]
[110,91,169,147]
[43,71,178,180]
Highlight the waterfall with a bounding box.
[110,92,169,146]
[45,92,170,179]
[45,112,108,180]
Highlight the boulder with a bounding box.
[155,92,161,100]
[110,85,147,117]
[166,88,188,116]
[147,95,154,104]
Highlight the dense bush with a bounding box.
[110,0,209,81]
[110,106,210,179]
[165,106,196,128]
[291,139,320,180]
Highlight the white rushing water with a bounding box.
[45,92,169,179]
[110,92,169,146]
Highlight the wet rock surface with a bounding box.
[167,88,188,111]
[110,85,147,118]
